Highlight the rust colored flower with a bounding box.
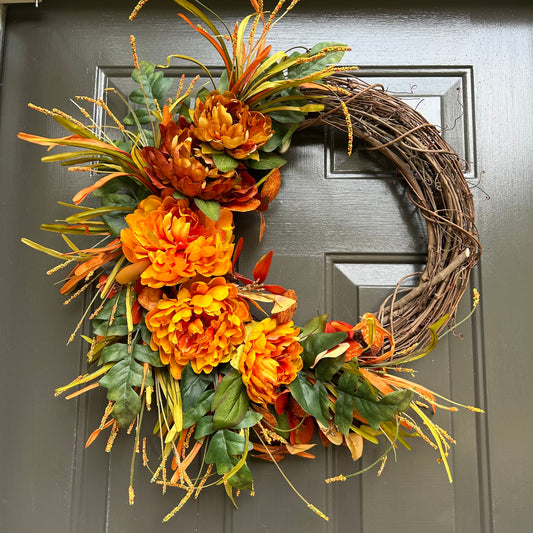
[325,313,395,363]
[146,278,251,378]
[120,195,234,288]
[139,107,261,209]
[238,318,303,405]
[192,91,272,160]
[140,108,238,199]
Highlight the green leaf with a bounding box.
[91,176,133,198]
[151,73,173,103]
[183,390,214,429]
[101,193,138,208]
[132,60,155,86]
[261,121,289,152]
[129,88,154,106]
[288,373,330,427]
[352,382,413,431]
[246,152,286,170]
[300,331,347,369]
[194,198,221,222]
[194,415,215,440]
[233,410,262,429]
[301,313,329,338]
[212,371,249,430]
[226,458,253,491]
[196,87,210,103]
[315,351,346,382]
[288,41,347,79]
[205,429,252,475]
[180,363,213,411]
[101,212,128,237]
[337,370,359,393]
[92,316,129,336]
[123,108,152,126]
[267,108,305,125]
[99,358,145,427]
[100,343,128,364]
[131,344,165,367]
[212,152,239,172]
[335,389,355,435]
[218,70,229,93]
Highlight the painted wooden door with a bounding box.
[1,1,532,532]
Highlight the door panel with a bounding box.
[2,1,532,532]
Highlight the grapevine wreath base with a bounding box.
[304,76,481,351]
[20,0,482,522]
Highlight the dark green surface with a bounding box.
[1,1,532,532]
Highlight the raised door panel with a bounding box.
[3,1,532,533]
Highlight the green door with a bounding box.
[2,1,532,531]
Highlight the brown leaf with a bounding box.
[317,420,343,446]
[272,289,297,322]
[345,433,364,461]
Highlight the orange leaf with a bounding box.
[231,237,244,272]
[72,172,129,205]
[345,433,364,461]
[253,250,273,283]
[115,258,151,285]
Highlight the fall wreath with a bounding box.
[19,0,481,521]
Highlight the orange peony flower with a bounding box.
[192,91,272,160]
[238,318,303,405]
[120,195,234,288]
[145,278,251,379]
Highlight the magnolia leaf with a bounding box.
[130,344,165,367]
[271,294,297,314]
[261,121,289,152]
[194,198,221,222]
[183,390,214,429]
[212,152,239,172]
[101,193,138,208]
[315,352,347,383]
[233,410,263,429]
[92,316,129,336]
[288,373,330,427]
[180,363,213,411]
[246,152,286,170]
[317,420,343,445]
[101,212,129,237]
[285,443,317,455]
[352,383,414,431]
[345,433,364,461]
[194,415,215,440]
[212,371,249,430]
[301,314,329,338]
[301,330,347,369]
[311,342,350,368]
[335,389,355,435]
